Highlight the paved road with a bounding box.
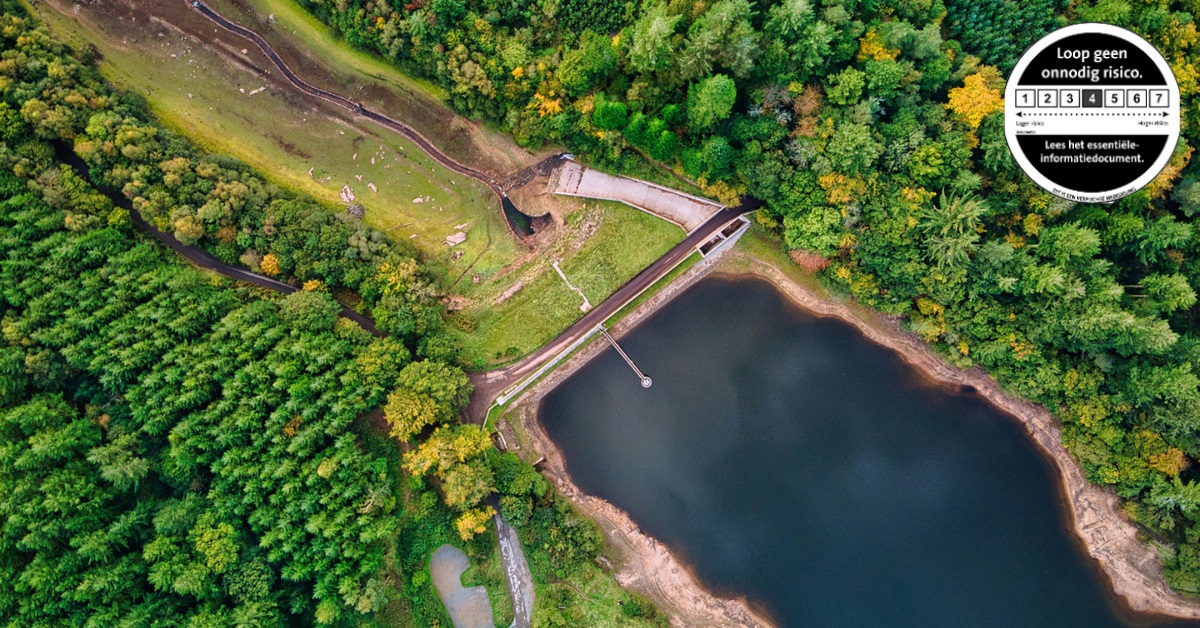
[488,495,534,628]
[465,200,759,421]
[189,1,535,238]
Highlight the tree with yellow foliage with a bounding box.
[529,92,563,117]
[857,27,898,62]
[947,71,1004,129]
[384,388,441,442]
[455,506,496,541]
[402,424,492,478]
[403,420,496,520]
[442,459,495,509]
[259,252,281,277]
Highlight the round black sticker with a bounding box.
[1005,24,1180,203]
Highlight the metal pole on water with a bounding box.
[600,326,652,388]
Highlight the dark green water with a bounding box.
[540,277,1173,628]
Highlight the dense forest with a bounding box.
[0,3,610,624]
[301,0,1200,595]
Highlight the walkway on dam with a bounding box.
[549,159,722,233]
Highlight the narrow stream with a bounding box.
[540,276,1186,627]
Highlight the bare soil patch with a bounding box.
[789,248,829,272]
[506,174,577,224]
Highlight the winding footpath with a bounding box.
[125,198,385,334]
[187,0,535,237]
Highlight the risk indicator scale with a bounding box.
[1005,23,1180,203]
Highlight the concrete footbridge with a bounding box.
[472,205,754,418]
[550,159,723,233]
[601,326,653,388]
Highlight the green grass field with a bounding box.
[452,199,681,367]
[461,534,667,627]
[459,541,516,626]
[531,563,665,626]
[30,0,684,368]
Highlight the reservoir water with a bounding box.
[540,276,1162,627]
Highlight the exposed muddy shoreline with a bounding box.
[499,243,1200,626]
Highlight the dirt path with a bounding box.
[499,153,568,191]
[52,141,383,335]
[499,244,1200,626]
[187,1,534,242]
